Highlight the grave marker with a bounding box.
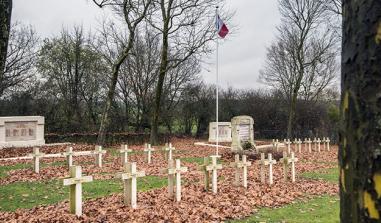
[63,147,74,168]
[326,138,331,151]
[265,153,277,185]
[163,143,176,160]
[317,138,321,152]
[116,162,145,208]
[297,138,302,153]
[144,144,155,164]
[259,153,268,183]
[28,147,45,173]
[199,157,211,191]
[231,116,255,151]
[280,152,290,182]
[63,166,93,216]
[206,155,223,194]
[284,139,292,154]
[94,145,106,167]
[174,159,187,201]
[120,144,133,167]
[289,152,298,182]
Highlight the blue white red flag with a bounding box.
[215,15,229,38]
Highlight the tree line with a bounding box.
[0,0,341,144]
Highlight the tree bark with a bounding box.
[286,92,297,138]
[340,0,381,221]
[0,0,12,94]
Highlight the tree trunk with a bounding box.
[340,0,381,221]
[150,31,169,145]
[0,0,12,96]
[287,92,297,138]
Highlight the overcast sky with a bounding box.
[13,0,281,90]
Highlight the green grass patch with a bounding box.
[231,195,339,223]
[0,175,166,212]
[181,157,224,165]
[0,163,31,178]
[301,168,339,183]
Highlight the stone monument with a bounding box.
[231,116,254,151]
[0,116,45,148]
[208,122,232,143]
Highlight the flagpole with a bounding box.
[216,6,219,156]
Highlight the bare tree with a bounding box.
[148,0,225,144]
[0,0,12,85]
[92,0,152,145]
[260,0,338,138]
[1,23,38,98]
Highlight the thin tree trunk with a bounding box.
[0,0,12,96]
[340,0,381,221]
[287,92,297,138]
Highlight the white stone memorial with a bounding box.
[231,116,255,151]
[206,155,223,194]
[0,116,45,148]
[208,122,232,143]
[116,162,145,208]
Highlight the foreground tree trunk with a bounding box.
[340,0,381,221]
[0,0,12,95]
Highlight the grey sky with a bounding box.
[13,0,280,90]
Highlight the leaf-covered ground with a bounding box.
[0,138,338,222]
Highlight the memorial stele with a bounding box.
[0,116,45,148]
[208,122,232,143]
[231,115,255,151]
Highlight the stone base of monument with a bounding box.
[0,116,45,148]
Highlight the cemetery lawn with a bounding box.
[232,195,339,223]
[0,175,166,212]
[301,168,338,183]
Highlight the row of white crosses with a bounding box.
[260,152,298,185]
[271,137,331,154]
[28,146,108,173]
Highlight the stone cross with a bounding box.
[284,139,292,154]
[164,143,176,160]
[297,138,303,153]
[272,139,280,152]
[289,152,298,182]
[63,166,93,216]
[164,159,188,201]
[144,144,155,164]
[230,154,252,188]
[63,147,75,168]
[322,137,326,150]
[313,138,317,152]
[316,138,321,152]
[264,153,277,185]
[28,147,45,173]
[206,155,223,194]
[199,157,211,191]
[94,145,106,167]
[305,138,312,153]
[280,152,291,182]
[120,144,133,167]
[259,153,268,183]
[116,162,145,208]
[326,137,331,151]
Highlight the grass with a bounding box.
[231,195,339,223]
[0,175,167,212]
[181,157,224,165]
[301,168,339,183]
[0,161,67,179]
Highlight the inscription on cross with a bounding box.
[28,147,45,173]
[116,162,145,208]
[63,166,93,216]
[120,144,133,167]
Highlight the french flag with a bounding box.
[215,15,229,38]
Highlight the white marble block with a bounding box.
[231,116,255,151]
[0,116,45,148]
[208,122,232,143]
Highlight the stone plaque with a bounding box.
[0,116,45,148]
[5,121,37,142]
[208,122,232,143]
[231,116,255,151]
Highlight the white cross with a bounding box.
[28,147,45,173]
[116,162,145,208]
[259,153,268,183]
[93,145,106,167]
[316,138,321,152]
[305,138,312,153]
[164,143,176,160]
[284,139,292,154]
[322,137,327,150]
[313,137,317,152]
[297,138,303,153]
[206,155,223,194]
[165,159,188,201]
[280,152,291,182]
[264,153,277,185]
[63,166,93,216]
[63,147,75,168]
[272,139,280,152]
[199,157,211,191]
[230,154,251,188]
[326,137,331,151]
[120,144,132,167]
[144,144,155,164]
[289,152,298,182]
